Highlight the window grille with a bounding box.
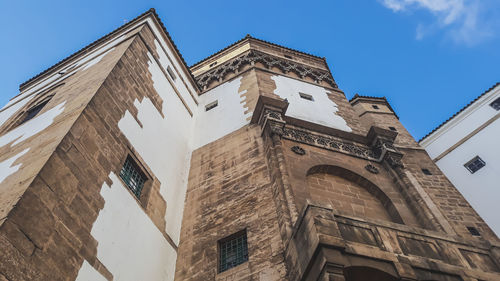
[219,231,248,273]
[464,156,486,174]
[120,156,146,198]
[490,97,500,110]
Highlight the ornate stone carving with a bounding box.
[385,153,404,169]
[281,127,377,161]
[365,164,379,174]
[196,50,337,89]
[263,108,283,121]
[291,146,306,155]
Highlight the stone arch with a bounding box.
[344,266,398,281]
[306,165,404,224]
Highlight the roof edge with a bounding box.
[19,8,199,93]
[418,82,500,143]
[189,34,326,69]
[349,94,399,119]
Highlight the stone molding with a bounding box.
[252,96,404,165]
[195,50,337,90]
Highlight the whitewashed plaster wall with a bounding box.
[87,49,195,281]
[90,172,177,281]
[0,102,66,147]
[75,261,108,281]
[271,75,352,132]
[434,119,500,236]
[422,86,500,159]
[194,77,250,149]
[118,52,193,245]
[0,148,30,184]
[421,86,500,236]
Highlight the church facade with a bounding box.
[0,9,498,281]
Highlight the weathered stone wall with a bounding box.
[307,172,393,222]
[0,23,191,280]
[281,138,423,229]
[352,99,498,240]
[401,148,498,240]
[175,125,287,281]
[0,33,134,281]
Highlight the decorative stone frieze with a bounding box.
[195,50,337,90]
[281,127,378,161]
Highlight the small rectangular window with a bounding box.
[372,105,379,109]
[219,230,248,273]
[421,168,432,175]
[205,100,218,111]
[120,156,147,199]
[209,61,218,67]
[464,156,485,174]
[284,54,293,59]
[467,226,481,236]
[299,92,314,101]
[166,65,177,81]
[389,126,397,131]
[21,100,50,124]
[490,97,500,110]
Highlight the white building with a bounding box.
[420,83,500,236]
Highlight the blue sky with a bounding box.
[0,0,499,140]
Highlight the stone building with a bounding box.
[420,83,500,237]
[0,9,499,281]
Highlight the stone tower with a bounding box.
[0,9,498,281]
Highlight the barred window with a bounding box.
[219,230,248,273]
[464,156,486,174]
[120,156,146,198]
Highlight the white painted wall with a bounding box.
[271,75,352,132]
[422,86,500,159]
[91,172,177,281]
[421,85,500,237]
[194,77,250,148]
[118,51,193,245]
[0,101,66,147]
[75,261,108,281]
[434,119,500,236]
[0,148,29,184]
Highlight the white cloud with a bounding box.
[380,0,496,45]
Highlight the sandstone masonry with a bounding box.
[0,9,498,281]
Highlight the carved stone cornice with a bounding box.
[195,50,338,90]
[252,96,404,167]
[281,127,378,161]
